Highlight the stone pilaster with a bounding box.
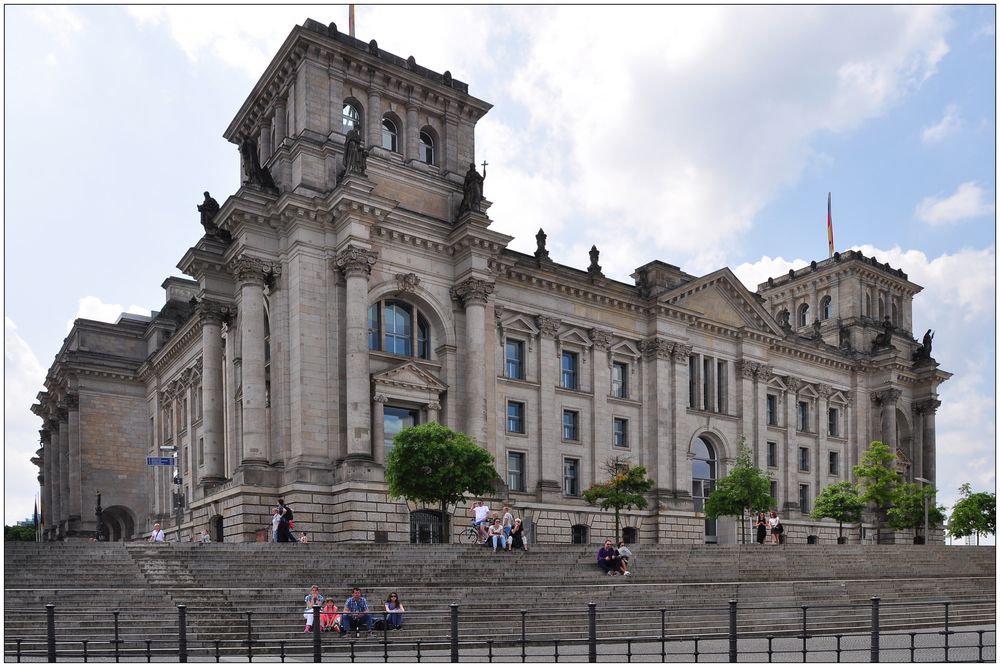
[783,377,802,512]
[405,102,419,162]
[66,393,82,533]
[669,344,693,503]
[918,398,940,484]
[372,393,388,465]
[736,360,759,464]
[535,315,561,499]
[590,327,613,486]
[451,278,494,446]
[816,383,831,493]
[366,84,382,149]
[41,427,54,539]
[57,408,70,536]
[874,388,900,451]
[273,99,287,148]
[198,300,229,483]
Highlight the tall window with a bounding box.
[797,401,809,431]
[691,437,717,543]
[891,302,899,326]
[381,116,398,152]
[770,480,778,504]
[799,484,810,513]
[612,417,628,448]
[419,129,435,165]
[561,351,578,389]
[799,446,810,471]
[798,303,810,327]
[716,360,727,413]
[828,407,839,437]
[505,340,524,379]
[829,450,840,476]
[563,458,580,496]
[865,293,872,317]
[688,356,698,408]
[702,356,712,411]
[562,410,579,441]
[342,101,361,132]
[506,401,525,434]
[767,441,777,467]
[507,452,525,492]
[367,300,430,359]
[384,406,419,458]
[611,361,628,398]
[821,295,832,320]
[766,394,778,425]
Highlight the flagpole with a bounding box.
[827,192,835,257]
[349,5,356,38]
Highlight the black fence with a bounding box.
[4,597,994,662]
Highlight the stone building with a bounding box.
[32,19,950,544]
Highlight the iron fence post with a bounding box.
[46,603,56,663]
[383,610,389,662]
[145,639,152,662]
[943,601,951,661]
[450,603,459,662]
[520,608,527,662]
[588,602,597,663]
[554,638,559,662]
[246,611,253,662]
[766,635,774,663]
[82,639,89,663]
[660,608,666,661]
[800,605,808,661]
[870,596,880,663]
[312,604,321,662]
[178,604,188,663]
[728,599,738,662]
[487,639,493,663]
[113,610,121,663]
[216,640,222,662]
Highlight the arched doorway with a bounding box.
[692,436,718,543]
[99,506,136,542]
[211,515,224,542]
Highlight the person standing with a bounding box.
[501,505,514,545]
[472,500,490,541]
[271,508,281,542]
[768,512,782,545]
[148,523,165,542]
[755,512,768,545]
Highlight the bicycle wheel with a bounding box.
[459,529,479,545]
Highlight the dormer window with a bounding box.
[381,117,398,152]
[419,130,435,165]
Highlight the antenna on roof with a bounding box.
[349,5,356,37]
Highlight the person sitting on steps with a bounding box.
[616,541,633,576]
[303,585,324,632]
[597,539,620,575]
[488,518,507,552]
[342,587,374,638]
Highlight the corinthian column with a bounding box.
[875,388,900,451]
[66,393,81,532]
[41,428,54,540]
[336,245,378,460]
[232,255,272,465]
[920,399,940,484]
[451,278,494,446]
[199,300,229,482]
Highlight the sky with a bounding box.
[4,6,996,539]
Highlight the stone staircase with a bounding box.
[4,542,994,660]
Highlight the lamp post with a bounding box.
[915,476,931,545]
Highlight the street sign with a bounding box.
[146,457,175,466]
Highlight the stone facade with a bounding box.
[32,19,950,545]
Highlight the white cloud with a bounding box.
[30,6,85,48]
[921,104,962,143]
[4,317,47,525]
[915,182,995,225]
[68,296,151,333]
[732,256,810,291]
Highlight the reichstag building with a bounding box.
[31,19,949,545]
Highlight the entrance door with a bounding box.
[410,510,442,543]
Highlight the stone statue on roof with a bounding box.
[458,163,485,214]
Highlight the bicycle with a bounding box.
[459,522,486,545]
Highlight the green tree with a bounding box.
[4,525,35,542]
[852,441,900,543]
[810,481,866,541]
[384,423,496,543]
[947,483,996,545]
[582,457,654,543]
[704,438,773,544]
[887,482,945,541]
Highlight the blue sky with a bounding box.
[4,6,995,539]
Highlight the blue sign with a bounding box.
[146,457,175,466]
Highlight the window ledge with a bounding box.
[504,431,529,439]
[556,386,592,397]
[608,395,641,407]
[498,376,539,388]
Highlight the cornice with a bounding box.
[143,315,204,381]
[497,266,645,315]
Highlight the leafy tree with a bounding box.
[887,482,945,541]
[810,481,866,541]
[852,441,900,543]
[948,483,996,545]
[583,457,654,543]
[5,525,35,542]
[704,438,773,544]
[384,423,496,543]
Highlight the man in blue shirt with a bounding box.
[343,587,373,637]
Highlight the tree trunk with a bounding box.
[614,509,621,544]
[441,500,449,544]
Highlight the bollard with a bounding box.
[487,639,493,662]
[216,639,222,663]
[46,604,56,663]
[520,609,527,663]
[588,602,597,663]
[82,639,89,663]
[450,603,459,662]
[766,635,774,663]
[113,610,121,663]
[178,604,188,663]
[383,612,389,662]
[312,604,321,662]
[870,596,880,663]
[554,638,560,662]
[728,599,738,662]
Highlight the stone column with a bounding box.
[273,99,287,148]
[199,301,228,482]
[875,388,900,451]
[590,328,612,483]
[372,394,387,465]
[736,361,758,463]
[816,384,831,493]
[536,315,561,498]
[57,407,70,535]
[783,377,801,511]
[233,255,271,465]
[41,428,54,539]
[427,401,441,424]
[259,118,272,163]
[405,102,419,162]
[451,278,494,446]
[920,399,940,484]
[66,393,82,532]
[911,404,924,481]
[670,344,694,498]
[756,365,773,474]
[335,245,378,460]
[367,84,382,149]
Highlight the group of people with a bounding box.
[303,586,405,637]
[595,539,633,576]
[472,501,529,553]
[272,499,308,543]
[755,511,784,544]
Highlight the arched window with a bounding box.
[820,296,832,320]
[797,303,810,328]
[622,526,638,545]
[571,524,588,544]
[381,116,398,152]
[692,436,718,543]
[367,299,431,360]
[419,129,435,165]
[342,101,362,133]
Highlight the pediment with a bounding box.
[799,385,819,399]
[610,340,641,358]
[499,313,539,336]
[829,390,849,405]
[895,448,912,466]
[558,327,593,348]
[660,269,784,334]
[372,361,448,392]
[767,375,788,391]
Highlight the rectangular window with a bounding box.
[799,484,810,513]
[612,417,628,448]
[797,401,809,432]
[507,452,525,492]
[506,401,525,434]
[197,437,204,466]
[688,356,698,408]
[766,395,778,426]
[829,450,840,476]
[505,340,524,380]
[180,397,188,432]
[194,385,203,421]
[562,410,579,441]
[767,441,777,468]
[799,447,810,472]
[563,458,580,496]
[611,361,628,399]
[561,351,578,389]
[716,360,727,413]
[828,407,839,437]
[702,357,712,411]
[770,481,778,504]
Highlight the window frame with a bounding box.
[505,339,525,380]
[797,400,810,432]
[381,116,399,152]
[563,457,580,496]
[506,400,526,434]
[611,361,628,399]
[507,451,526,492]
[799,446,810,472]
[829,450,840,476]
[418,129,435,165]
[767,441,778,468]
[612,417,629,448]
[766,394,778,426]
[562,409,580,441]
[367,299,431,360]
[342,101,362,133]
[799,484,810,514]
[821,295,832,320]
[561,350,579,389]
[828,407,839,437]
[798,303,810,327]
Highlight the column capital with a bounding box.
[671,343,694,362]
[815,383,832,398]
[335,245,378,278]
[535,315,561,338]
[196,299,233,326]
[785,376,802,393]
[914,398,941,415]
[372,393,389,404]
[876,388,902,405]
[755,364,773,381]
[230,254,277,286]
[64,393,79,411]
[589,328,612,351]
[736,359,758,379]
[640,337,673,361]
[427,401,442,411]
[451,277,494,307]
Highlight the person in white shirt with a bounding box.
[767,512,782,545]
[271,508,281,542]
[472,500,491,541]
[148,523,165,542]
